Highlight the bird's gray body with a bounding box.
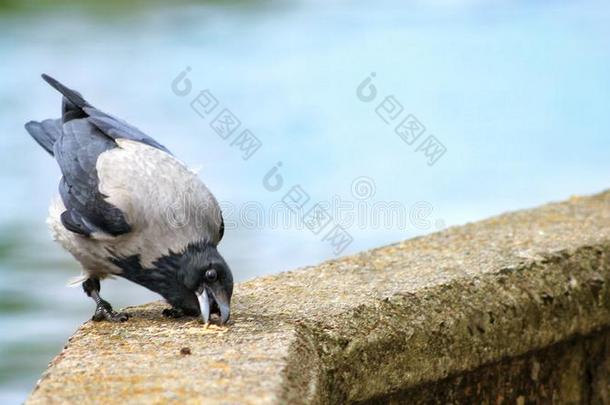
[48,137,222,280]
[26,75,225,292]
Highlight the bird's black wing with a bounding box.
[25,74,173,236]
[55,119,132,236]
[41,75,130,235]
[84,107,172,155]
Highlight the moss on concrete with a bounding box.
[28,191,610,404]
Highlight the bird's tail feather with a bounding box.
[66,273,88,287]
[41,74,90,109]
[24,118,62,156]
[66,273,117,287]
[41,74,91,122]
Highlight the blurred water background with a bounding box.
[1,0,609,403]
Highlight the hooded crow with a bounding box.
[25,74,232,325]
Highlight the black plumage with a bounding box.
[24,74,233,325]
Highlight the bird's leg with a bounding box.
[82,277,129,322]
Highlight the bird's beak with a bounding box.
[196,288,211,324]
[196,286,231,325]
[211,287,231,325]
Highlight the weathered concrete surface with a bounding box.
[363,328,610,404]
[28,191,610,404]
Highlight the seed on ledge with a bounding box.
[180,347,192,356]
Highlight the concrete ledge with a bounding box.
[28,191,610,404]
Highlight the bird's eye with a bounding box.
[205,269,218,282]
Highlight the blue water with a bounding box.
[1,1,609,402]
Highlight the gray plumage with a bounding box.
[25,74,232,324]
[24,118,62,155]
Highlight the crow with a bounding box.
[24,74,232,325]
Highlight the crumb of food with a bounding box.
[183,323,228,335]
[184,324,229,335]
[204,323,228,332]
[180,347,192,356]
[183,320,229,332]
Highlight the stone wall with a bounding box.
[28,191,610,404]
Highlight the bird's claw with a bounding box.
[162,308,185,318]
[92,300,129,322]
[162,307,200,319]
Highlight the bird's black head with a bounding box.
[178,242,233,325]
